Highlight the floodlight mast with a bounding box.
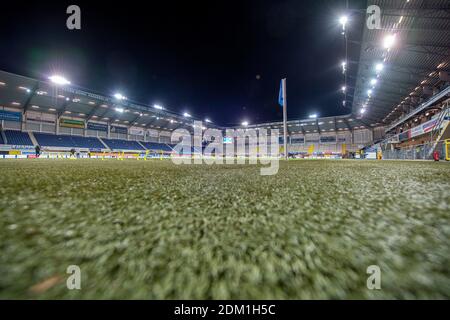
[281,78,288,160]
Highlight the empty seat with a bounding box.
[140,142,173,152]
[34,132,104,149]
[4,130,33,146]
[101,138,145,150]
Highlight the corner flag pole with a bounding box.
[282,78,288,160]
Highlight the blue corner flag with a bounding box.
[278,80,284,107]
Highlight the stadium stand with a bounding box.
[34,132,105,149]
[140,141,173,152]
[101,138,145,150]
[70,135,105,149]
[3,130,33,146]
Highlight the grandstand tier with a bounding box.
[101,138,145,151]
[34,132,104,149]
[3,130,33,146]
[140,141,173,152]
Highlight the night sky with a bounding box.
[0,0,366,126]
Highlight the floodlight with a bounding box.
[49,75,71,86]
[183,112,191,117]
[309,114,318,119]
[153,104,163,110]
[367,89,373,96]
[241,121,249,126]
[375,63,384,72]
[383,34,396,49]
[114,93,126,100]
[360,108,366,114]
[205,118,212,123]
[341,86,346,93]
[339,16,348,29]
[115,107,124,113]
[370,79,377,86]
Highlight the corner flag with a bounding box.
[278,80,284,107]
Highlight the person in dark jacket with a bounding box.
[35,145,41,158]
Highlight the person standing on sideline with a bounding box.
[35,145,41,158]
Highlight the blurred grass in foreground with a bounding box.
[0,159,449,299]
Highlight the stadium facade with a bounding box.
[0,66,448,160]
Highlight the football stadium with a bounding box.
[1,0,450,302]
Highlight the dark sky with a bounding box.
[0,0,365,126]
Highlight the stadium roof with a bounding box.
[229,114,370,134]
[0,69,218,132]
[0,69,370,133]
[350,0,450,124]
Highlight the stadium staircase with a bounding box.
[0,130,6,144]
[97,137,110,150]
[28,132,38,146]
[427,101,450,159]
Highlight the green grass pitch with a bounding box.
[0,159,449,299]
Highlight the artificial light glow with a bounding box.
[114,93,126,100]
[153,104,163,110]
[383,34,396,49]
[367,89,373,96]
[341,86,346,92]
[205,118,212,123]
[115,107,124,113]
[241,121,249,127]
[309,114,318,119]
[49,75,71,86]
[375,63,384,72]
[339,16,348,27]
[183,112,191,117]
[370,79,377,86]
[360,108,366,114]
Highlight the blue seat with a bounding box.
[70,135,104,149]
[140,142,173,152]
[34,132,104,149]
[4,130,33,146]
[101,138,145,150]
